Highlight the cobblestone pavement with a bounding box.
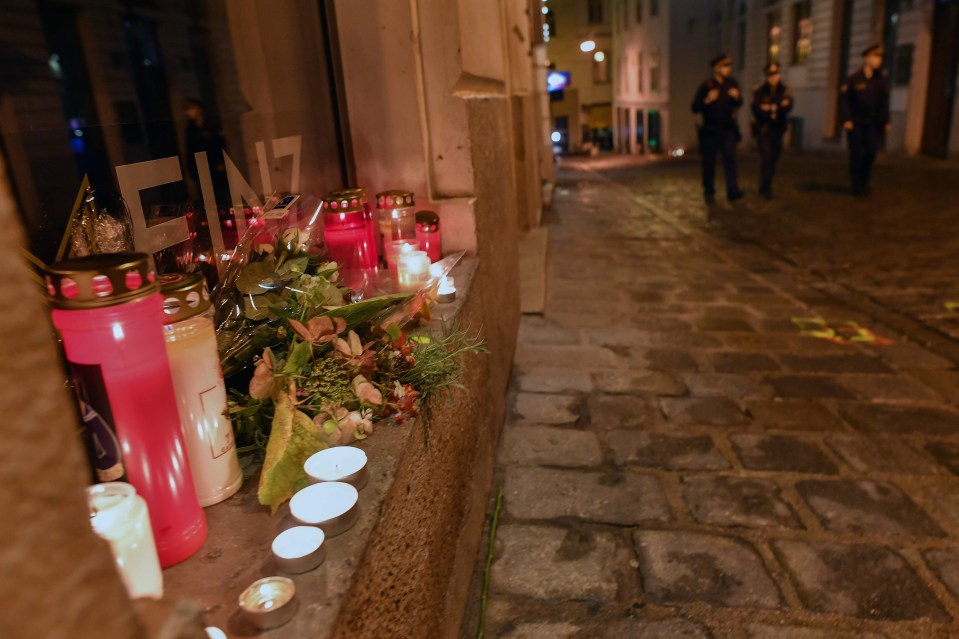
[464,154,959,639]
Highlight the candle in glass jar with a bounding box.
[397,250,431,291]
[415,210,441,262]
[87,482,163,600]
[323,192,378,270]
[384,239,418,273]
[160,274,242,507]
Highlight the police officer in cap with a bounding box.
[751,63,793,198]
[692,53,745,203]
[840,44,890,196]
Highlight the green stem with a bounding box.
[477,486,503,639]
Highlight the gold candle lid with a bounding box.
[376,190,415,209]
[45,252,157,310]
[158,273,211,324]
[323,190,366,214]
[415,210,439,232]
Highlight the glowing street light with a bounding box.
[579,40,596,53]
[550,131,562,143]
[593,51,606,62]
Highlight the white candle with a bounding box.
[437,275,457,303]
[205,628,227,639]
[87,482,163,600]
[289,481,359,536]
[304,447,368,489]
[397,250,431,291]
[272,526,326,574]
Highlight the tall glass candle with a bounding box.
[415,210,441,262]
[396,250,431,291]
[47,253,207,567]
[87,482,163,599]
[323,192,378,270]
[160,273,242,507]
[333,187,379,264]
[384,239,418,274]
[376,190,417,254]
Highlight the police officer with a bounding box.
[840,44,891,196]
[751,63,793,199]
[692,53,745,204]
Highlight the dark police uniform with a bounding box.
[751,81,792,197]
[840,64,890,195]
[692,67,744,202]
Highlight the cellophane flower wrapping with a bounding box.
[210,199,479,512]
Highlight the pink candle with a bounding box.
[47,254,206,568]
[415,210,441,262]
[325,189,379,270]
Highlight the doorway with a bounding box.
[921,0,959,158]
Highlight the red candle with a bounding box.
[415,210,441,262]
[323,190,378,270]
[47,253,207,568]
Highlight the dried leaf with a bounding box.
[258,394,330,514]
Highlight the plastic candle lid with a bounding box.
[304,447,367,481]
[289,482,358,524]
[271,526,325,559]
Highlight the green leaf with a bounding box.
[236,257,277,295]
[324,292,411,330]
[282,340,313,375]
[385,323,401,341]
[257,394,330,514]
[276,256,309,277]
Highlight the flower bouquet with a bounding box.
[213,212,484,512]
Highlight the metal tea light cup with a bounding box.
[289,482,360,537]
[304,446,369,490]
[271,526,327,574]
[238,576,297,630]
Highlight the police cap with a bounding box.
[862,43,884,57]
[710,53,732,67]
[763,63,781,76]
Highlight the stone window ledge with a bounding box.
[162,258,479,637]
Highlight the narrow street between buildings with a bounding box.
[465,153,959,639]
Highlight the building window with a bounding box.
[594,52,610,83]
[792,1,812,65]
[636,0,643,23]
[622,0,629,29]
[766,11,782,64]
[650,0,659,17]
[650,49,661,94]
[620,55,629,96]
[636,51,644,94]
[545,9,556,39]
[736,20,747,70]
[588,0,604,24]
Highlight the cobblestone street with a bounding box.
[465,153,959,639]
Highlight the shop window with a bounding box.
[589,0,604,24]
[6,0,350,266]
[792,0,812,65]
[636,0,643,23]
[545,10,556,39]
[767,11,782,64]
[622,0,629,29]
[651,0,659,17]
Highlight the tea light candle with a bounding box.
[205,628,227,639]
[397,250,431,291]
[238,576,297,630]
[87,482,163,600]
[271,526,327,574]
[437,275,457,303]
[305,446,369,490]
[289,481,360,537]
